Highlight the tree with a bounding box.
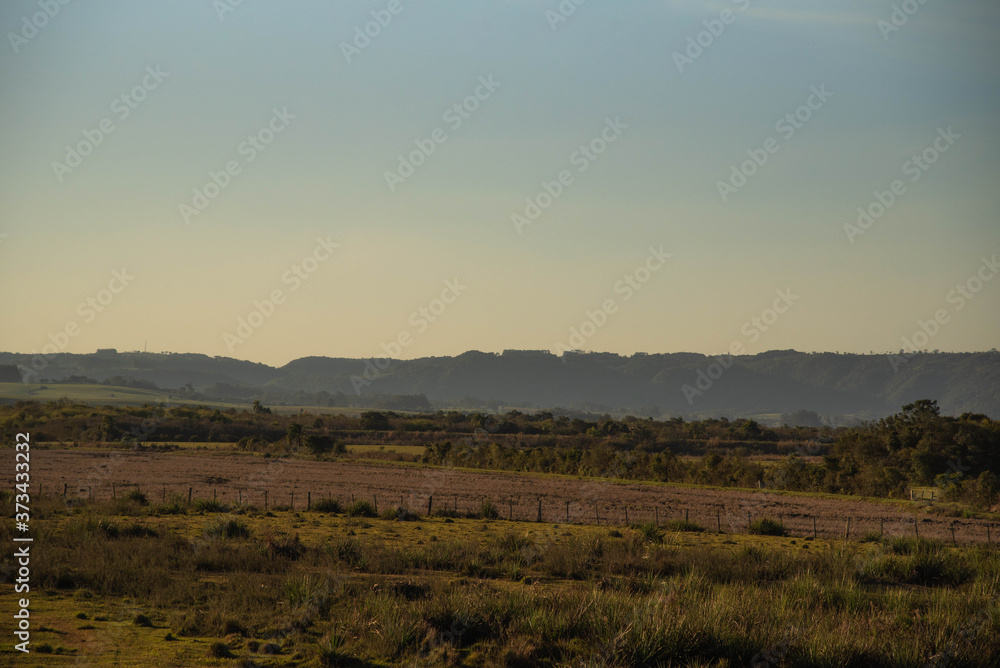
[359,411,390,431]
[286,422,303,448]
[98,415,121,442]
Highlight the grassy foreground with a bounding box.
[2,493,998,667]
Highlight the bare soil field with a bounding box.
[21,448,999,544]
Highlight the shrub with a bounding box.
[886,536,943,556]
[477,499,499,520]
[347,500,377,518]
[206,517,251,539]
[193,498,227,513]
[264,531,304,559]
[207,641,236,658]
[635,521,664,543]
[96,519,120,539]
[122,489,148,506]
[153,495,187,515]
[312,497,342,513]
[326,537,363,566]
[133,613,154,627]
[749,518,787,537]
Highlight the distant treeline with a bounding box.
[419,400,1000,506]
[2,399,996,507]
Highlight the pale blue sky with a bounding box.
[1,0,998,365]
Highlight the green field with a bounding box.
[0,382,241,409]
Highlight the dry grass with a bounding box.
[4,492,999,666]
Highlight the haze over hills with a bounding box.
[1,349,998,421]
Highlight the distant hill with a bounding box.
[0,349,997,419]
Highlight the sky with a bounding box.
[1,0,998,367]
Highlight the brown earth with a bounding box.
[19,448,999,544]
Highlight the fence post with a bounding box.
[747,510,751,529]
[188,487,192,505]
[988,525,992,545]
[511,500,514,522]
[308,492,311,511]
[655,506,659,526]
[214,488,217,501]
[566,501,569,523]
[428,495,433,516]
[536,497,542,523]
[624,507,629,525]
[264,490,268,510]
[951,526,957,546]
[717,509,721,533]
[880,517,884,539]
[845,517,851,541]
[162,486,166,503]
[595,504,600,524]
[685,508,689,523]
[239,489,242,505]
[291,492,294,509]
[914,518,918,538]
[813,516,817,540]
[373,494,377,513]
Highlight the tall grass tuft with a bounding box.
[312,497,342,513]
[476,498,499,520]
[205,517,250,539]
[749,517,787,536]
[347,499,378,518]
[192,497,227,513]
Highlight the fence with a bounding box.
[46,482,998,547]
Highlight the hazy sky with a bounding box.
[2,0,998,367]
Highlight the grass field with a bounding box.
[0,383,241,409]
[3,490,998,666]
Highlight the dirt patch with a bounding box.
[21,448,998,544]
